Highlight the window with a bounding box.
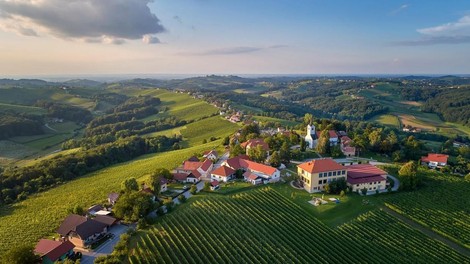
[333,171,337,176]
[319,173,322,178]
[356,184,359,187]
[323,179,327,184]
[369,188,372,190]
[328,172,332,176]
[342,170,346,175]
[318,180,322,185]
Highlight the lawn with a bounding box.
[0,141,222,254]
[252,115,299,127]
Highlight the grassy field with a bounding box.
[370,114,400,128]
[0,102,46,115]
[0,141,222,254]
[128,187,468,263]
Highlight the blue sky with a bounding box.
[0,0,469,76]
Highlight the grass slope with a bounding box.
[0,103,46,115]
[0,141,222,254]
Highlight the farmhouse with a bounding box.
[34,239,75,264]
[240,138,270,155]
[57,214,108,248]
[222,156,280,184]
[297,158,347,193]
[211,165,236,182]
[203,150,219,160]
[173,158,213,182]
[421,153,449,168]
[346,164,387,192]
[340,136,356,157]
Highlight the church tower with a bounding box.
[305,124,317,148]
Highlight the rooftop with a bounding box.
[297,158,345,173]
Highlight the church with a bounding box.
[304,124,318,148]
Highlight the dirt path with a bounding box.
[381,206,470,258]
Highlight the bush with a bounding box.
[178,194,187,203]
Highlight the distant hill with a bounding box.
[63,79,103,88]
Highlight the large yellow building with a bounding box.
[297,158,347,193]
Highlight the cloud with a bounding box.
[393,15,470,46]
[142,34,161,44]
[0,0,165,44]
[182,45,287,56]
[173,15,182,24]
[390,4,409,15]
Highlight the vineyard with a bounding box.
[128,187,468,263]
[384,171,470,248]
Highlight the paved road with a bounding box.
[213,151,229,169]
[173,180,205,205]
[79,224,129,264]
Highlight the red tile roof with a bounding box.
[188,170,201,178]
[224,157,243,170]
[203,150,218,157]
[298,158,345,173]
[240,138,269,151]
[421,153,449,163]
[243,171,260,181]
[347,164,387,179]
[346,164,387,185]
[211,180,219,186]
[240,159,277,176]
[200,159,213,171]
[173,172,189,181]
[35,239,75,261]
[211,165,235,177]
[183,161,203,171]
[316,130,338,139]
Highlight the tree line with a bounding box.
[0,113,44,140]
[0,135,181,204]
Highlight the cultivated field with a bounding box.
[128,187,468,263]
[369,114,400,128]
[384,171,470,248]
[0,141,223,254]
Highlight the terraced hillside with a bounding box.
[129,187,468,263]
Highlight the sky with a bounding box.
[0,0,469,77]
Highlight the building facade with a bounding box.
[297,158,347,193]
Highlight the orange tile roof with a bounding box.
[297,158,345,173]
[240,159,277,175]
[183,161,203,171]
[211,165,235,177]
[240,138,269,151]
[421,153,449,163]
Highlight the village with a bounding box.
[32,122,452,264]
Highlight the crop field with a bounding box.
[252,115,299,127]
[0,141,222,254]
[128,187,467,263]
[0,140,35,165]
[362,83,470,137]
[384,171,470,248]
[370,114,400,128]
[180,116,239,146]
[0,102,46,115]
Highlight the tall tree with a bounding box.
[399,161,420,191]
[316,130,330,155]
[2,245,40,264]
[148,173,162,196]
[113,192,153,222]
[121,177,139,193]
[279,142,291,164]
[269,151,281,168]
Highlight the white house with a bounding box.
[203,150,218,161]
[421,153,449,168]
[211,165,236,182]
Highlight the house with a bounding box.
[210,180,220,191]
[87,205,104,216]
[34,239,75,264]
[211,165,236,182]
[421,153,449,168]
[57,214,108,248]
[316,130,339,146]
[198,159,214,177]
[346,164,387,193]
[240,138,270,155]
[141,185,156,202]
[94,215,118,228]
[222,156,280,184]
[203,150,218,160]
[107,193,119,205]
[243,171,263,185]
[186,171,202,183]
[340,136,356,157]
[160,178,168,193]
[297,158,347,193]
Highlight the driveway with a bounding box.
[213,151,229,169]
[79,224,129,264]
[173,180,205,205]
